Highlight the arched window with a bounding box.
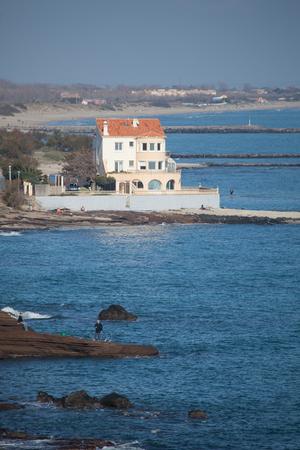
[148,179,162,190]
[132,180,144,189]
[166,179,175,190]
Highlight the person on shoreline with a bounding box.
[17,313,28,331]
[94,319,103,341]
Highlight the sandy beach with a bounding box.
[1,100,300,129]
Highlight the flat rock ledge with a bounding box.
[1,208,300,232]
[0,428,114,449]
[0,311,158,359]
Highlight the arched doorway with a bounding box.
[148,179,162,190]
[166,179,175,190]
[132,180,144,189]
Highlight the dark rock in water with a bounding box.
[99,304,137,321]
[100,392,133,409]
[37,390,131,410]
[0,428,45,440]
[54,437,114,449]
[0,402,24,411]
[188,409,208,419]
[63,390,102,409]
[37,391,57,405]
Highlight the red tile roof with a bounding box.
[96,118,165,138]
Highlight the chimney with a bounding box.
[103,120,109,135]
[132,118,139,128]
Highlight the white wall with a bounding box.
[95,131,166,174]
[36,192,220,211]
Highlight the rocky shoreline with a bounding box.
[1,207,300,232]
[0,311,158,359]
[0,428,115,449]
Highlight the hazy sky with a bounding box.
[0,0,299,87]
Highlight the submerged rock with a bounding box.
[188,409,208,419]
[0,402,24,411]
[100,392,133,409]
[99,304,137,321]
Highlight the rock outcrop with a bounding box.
[99,392,133,409]
[188,409,208,419]
[37,390,132,410]
[99,304,137,321]
[0,428,114,448]
[0,311,158,359]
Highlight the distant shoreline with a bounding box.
[0,100,300,130]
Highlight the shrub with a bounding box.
[95,176,116,191]
[3,181,25,209]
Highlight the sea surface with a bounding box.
[0,225,299,450]
[50,108,300,211]
[0,110,299,449]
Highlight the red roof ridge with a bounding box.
[96,118,165,138]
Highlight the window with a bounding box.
[148,161,156,170]
[157,143,161,151]
[129,141,134,147]
[129,160,134,167]
[148,179,162,190]
[142,143,147,151]
[158,161,163,170]
[149,143,155,151]
[115,142,123,151]
[139,161,146,170]
[114,160,123,172]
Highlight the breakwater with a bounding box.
[178,162,300,169]
[165,125,300,133]
[171,152,300,159]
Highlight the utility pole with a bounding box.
[17,170,20,191]
[8,165,12,183]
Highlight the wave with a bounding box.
[0,231,22,237]
[1,306,52,320]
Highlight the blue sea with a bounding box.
[0,109,299,449]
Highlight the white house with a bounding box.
[95,118,181,193]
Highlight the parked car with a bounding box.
[66,183,80,191]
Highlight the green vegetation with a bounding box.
[95,175,116,191]
[0,129,95,186]
[0,129,43,183]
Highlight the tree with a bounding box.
[63,148,96,181]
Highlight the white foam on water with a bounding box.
[0,231,22,237]
[103,442,144,450]
[1,306,52,320]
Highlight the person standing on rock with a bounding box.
[94,320,103,341]
[17,313,28,331]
